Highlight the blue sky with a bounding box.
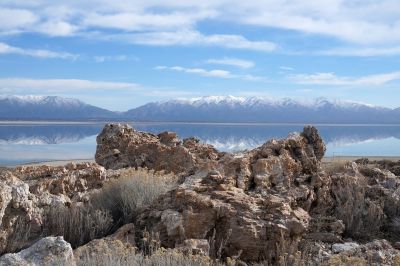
[0,0,400,111]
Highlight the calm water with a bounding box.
[1,123,400,166]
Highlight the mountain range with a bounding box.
[1,95,399,124]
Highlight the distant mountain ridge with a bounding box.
[126,96,399,124]
[1,95,399,124]
[0,95,117,120]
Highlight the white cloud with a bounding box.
[279,66,294,71]
[155,65,265,81]
[94,55,137,62]
[318,46,400,57]
[0,78,140,92]
[290,71,400,86]
[1,1,400,47]
[0,8,38,30]
[111,30,276,52]
[165,66,232,78]
[36,20,78,36]
[0,42,78,60]
[206,57,255,69]
[83,10,216,31]
[2,1,400,54]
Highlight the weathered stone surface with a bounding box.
[0,236,75,266]
[135,125,329,261]
[73,223,136,263]
[332,242,360,253]
[0,163,112,254]
[95,124,221,174]
[5,123,400,264]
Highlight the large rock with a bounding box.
[95,124,221,174]
[0,163,111,254]
[132,125,330,262]
[0,236,75,266]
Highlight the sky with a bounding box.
[0,0,400,111]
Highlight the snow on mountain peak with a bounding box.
[0,95,84,107]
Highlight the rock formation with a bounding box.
[95,124,221,174]
[0,236,75,266]
[0,163,112,254]
[2,123,400,265]
[133,125,331,262]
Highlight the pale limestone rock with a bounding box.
[0,236,75,266]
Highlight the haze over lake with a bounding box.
[1,123,399,166]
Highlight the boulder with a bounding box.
[95,124,221,174]
[332,242,359,253]
[0,236,75,266]
[0,163,112,254]
[134,125,330,262]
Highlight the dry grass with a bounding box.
[321,254,367,266]
[44,168,177,249]
[323,159,349,175]
[91,168,178,224]
[44,205,113,248]
[76,248,215,266]
[332,173,384,240]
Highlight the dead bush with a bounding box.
[332,174,384,240]
[76,248,215,266]
[44,204,113,248]
[91,168,178,224]
[324,160,348,175]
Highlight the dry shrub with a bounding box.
[42,168,176,250]
[91,168,178,224]
[45,204,113,248]
[76,248,214,266]
[332,174,384,240]
[321,254,367,266]
[323,159,349,175]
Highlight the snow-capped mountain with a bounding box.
[0,96,117,120]
[1,95,399,123]
[125,96,400,124]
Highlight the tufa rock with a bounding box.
[0,236,75,266]
[95,124,221,174]
[134,125,330,261]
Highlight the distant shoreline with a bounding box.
[3,156,399,168]
[1,120,400,126]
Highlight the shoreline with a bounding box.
[3,155,399,168]
[1,120,400,126]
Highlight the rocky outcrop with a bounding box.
[0,163,112,254]
[3,123,400,264]
[130,125,331,262]
[95,124,221,174]
[0,236,75,266]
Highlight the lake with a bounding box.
[1,122,400,166]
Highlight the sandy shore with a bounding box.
[7,159,96,168]
[322,156,400,163]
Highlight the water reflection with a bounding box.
[0,123,399,165]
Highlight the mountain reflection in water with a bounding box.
[0,123,399,165]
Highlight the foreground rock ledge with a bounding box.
[96,124,330,261]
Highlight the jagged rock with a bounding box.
[95,124,221,174]
[332,242,360,253]
[0,163,113,254]
[134,125,330,261]
[0,236,75,266]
